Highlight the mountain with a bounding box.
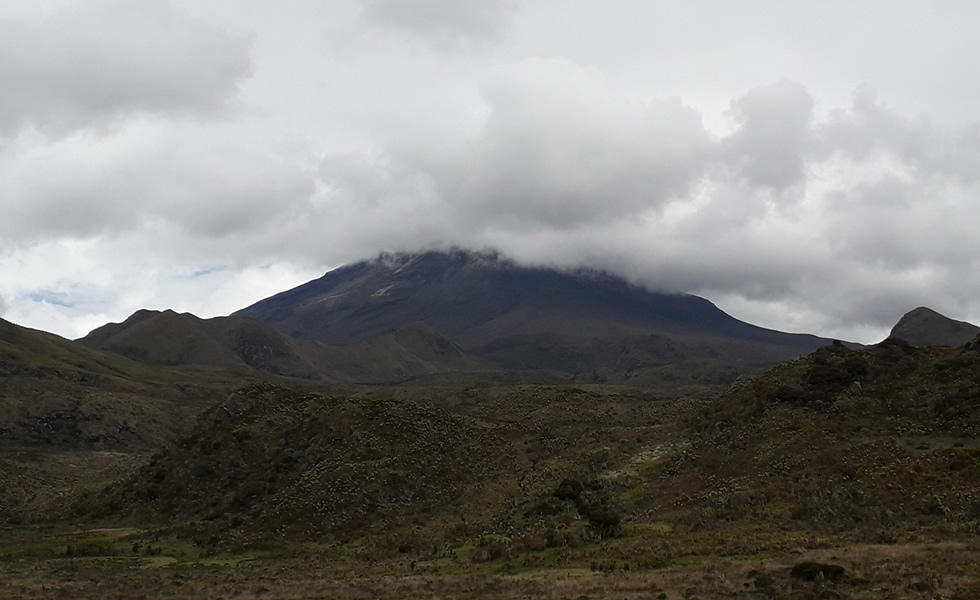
[235,249,845,373]
[79,309,486,383]
[887,306,980,347]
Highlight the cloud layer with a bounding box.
[3,1,980,343]
[0,0,252,134]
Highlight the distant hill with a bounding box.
[887,306,980,347]
[0,317,225,451]
[79,309,487,383]
[234,250,844,373]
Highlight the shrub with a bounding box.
[554,478,584,501]
[790,561,845,581]
[579,502,623,538]
[770,385,811,404]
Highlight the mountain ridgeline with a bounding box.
[78,309,486,383]
[234,250,841,375]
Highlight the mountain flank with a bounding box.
[887,306,980,347]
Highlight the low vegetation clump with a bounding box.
[790,561,845,581]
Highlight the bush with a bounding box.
[579,502,623,538]
[790,561,845,581]
[770,385,812,404]
[554,478,584,501]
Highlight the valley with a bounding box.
[3,252,980,599]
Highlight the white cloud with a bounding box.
[0,118,316,249]
[0,0,252,135]
[722,79,817,192]
[448,58,712,229]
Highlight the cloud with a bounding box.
[819,86,980,185]
[446,58,713,229]
[0,119,316,249]
[0,0,253,135]
[361,0,516,48]
[721,79,817,192]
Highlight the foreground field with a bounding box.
[2,530,979,600]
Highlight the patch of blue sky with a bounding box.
[26,291,75,308]
[191,265,232,278]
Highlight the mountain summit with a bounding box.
[235,250,839,373]
[887,306,980,347]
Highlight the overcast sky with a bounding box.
[3,0,980,343]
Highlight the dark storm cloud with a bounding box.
[0,0,253,134]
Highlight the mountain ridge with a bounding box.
[78,308,488,383]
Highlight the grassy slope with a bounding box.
[0,317,259,524]
[97,337,980,555]
[5,333,980,598]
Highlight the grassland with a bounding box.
[4,332,980,598]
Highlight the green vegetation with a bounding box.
[5,312,980,597]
